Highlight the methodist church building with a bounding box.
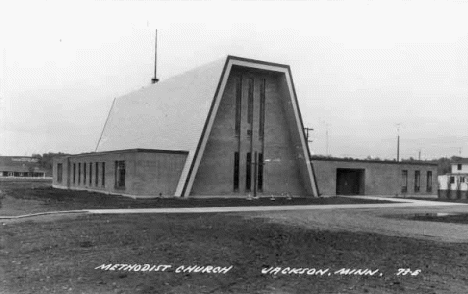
[52,56,319,198]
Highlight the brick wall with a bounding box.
[191,68,309,196]
[133,152,186,196]
[53,150,187,197]
[311,159,438,196]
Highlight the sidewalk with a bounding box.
[87,197,467,214]
[2,196,466,220]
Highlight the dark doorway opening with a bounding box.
[336,168,365,195]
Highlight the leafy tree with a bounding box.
[32,152,70,176]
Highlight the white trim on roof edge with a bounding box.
[178,58,318,197]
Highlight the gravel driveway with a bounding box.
[245,204,468,243]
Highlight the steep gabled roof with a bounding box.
[96,57,227,153]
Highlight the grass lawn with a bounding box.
[2,213,468,294]
[1,180,396,216]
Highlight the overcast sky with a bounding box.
[1,0,468,160]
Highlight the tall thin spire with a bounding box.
[151,29,159,84]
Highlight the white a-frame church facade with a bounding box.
[53,56,319,198]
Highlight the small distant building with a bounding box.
[0,156,46,178]
[311,158,438,197]
[438,159,468,199]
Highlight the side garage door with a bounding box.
[336,168,365,195]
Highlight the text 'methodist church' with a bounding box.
[53,55,320,198]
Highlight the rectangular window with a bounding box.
[258,153,264,191]
[247,78,254,125]
[83,162,87,185]
[95,162,99,186]
[259,79,266,138]
[89,163,93,186]
[401,170,408,193]
[233,152,239,191]
[414,170,420,192]
[78,163,81,185]
[426,171,433,192]
[450,176,455,184]
[102,162,106,187]
[458,164,462,170]
[73,163,76,185]
[235,77,242,136]
[115,161,126,189]
[246,152,251,191]
[57,163,63,183]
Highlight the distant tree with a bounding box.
[33,152,70,176]
[428,157,454,175]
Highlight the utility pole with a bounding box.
[325,123,330,156]
[319,120,330,156]
[304,127,314,143]
[396,123,401,162]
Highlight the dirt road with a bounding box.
[248,204,468,243]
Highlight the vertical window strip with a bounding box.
[259,79,266,138]
[233,152,239,191]
[235,77,242,136]
[95,162,99,186]
[102,162,105,187]
[114,161,118,187]
[120,161,125,187]
[78,163,81,185]
[427,171,432,192]
[73,163,76,185]
[401,170,408,193]
[246,152,252,191]
[258,153,264,191]
[247,78,254,125]
[415,171,420,192]
[57,163,63,183]
[89,163,92,186]
[84,162,87,185]
[115,161,126,188]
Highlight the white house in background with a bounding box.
[451,159,468,174]
[438,158,468,199]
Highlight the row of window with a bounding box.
[235,77,266,137]
[401,170,432,193]
[3,171,45,177]
[56,160,126,189]
[449,176,468,184]
[67,162,106,187]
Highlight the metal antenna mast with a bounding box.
[151,29,159,84]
